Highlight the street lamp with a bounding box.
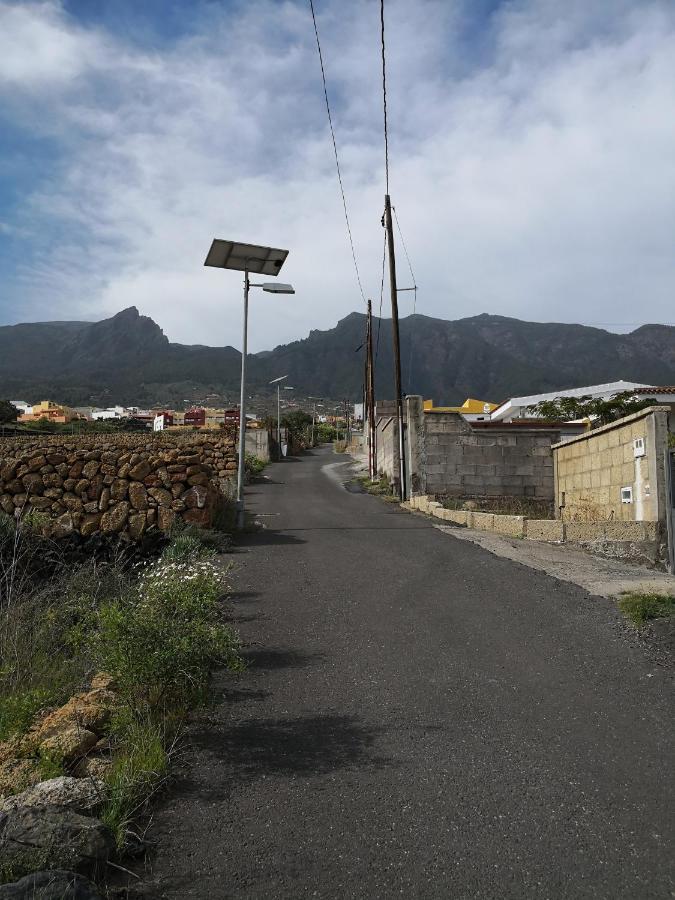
[269,375,287,456]
[204,239,294,528]
[308,396,324,445]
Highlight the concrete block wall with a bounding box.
[408,495,666,567]
[405,396,564,501]
[553,407,670,523]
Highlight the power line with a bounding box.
[309,0,367,307]
[375,228,387,364]
[380,0,390,195]
[393,206,418,391]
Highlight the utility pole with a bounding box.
[366,298,376,480]
[383,194,406,499]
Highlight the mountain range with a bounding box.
[0,306,673,407]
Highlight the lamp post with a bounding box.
[269,375,287,458]
[308,396,324,445]
[204,239,294,528]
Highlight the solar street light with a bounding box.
[205,240,292,527]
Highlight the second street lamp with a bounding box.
[269,375,287,458]
[204,239,294,528]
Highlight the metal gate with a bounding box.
[666,449,675,575]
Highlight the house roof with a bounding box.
[490,380,650,420]
[633,386,675,395]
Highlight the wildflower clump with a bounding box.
[92,553,241,712]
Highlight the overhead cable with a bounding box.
[309,0,367,306]
[380,0,390,195]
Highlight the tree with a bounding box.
[0,400,19,424]
[529,391,657,427]
[281,410,313,437]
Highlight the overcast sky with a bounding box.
[0,0,674,350]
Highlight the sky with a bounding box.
[0,0,674,350]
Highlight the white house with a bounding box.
[490,381,650,422]
[10,401,32,415]
[91,406,128,420]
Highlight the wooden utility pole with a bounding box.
[383,194,406,499]
[366,298,376,480]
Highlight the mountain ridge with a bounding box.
[0,307,673,407]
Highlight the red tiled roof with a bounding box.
[633,386,675,394]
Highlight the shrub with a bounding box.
[92,558,241,711]
[618,592,675,627]
[245,454,266,477]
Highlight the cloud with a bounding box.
[0,0,674,348]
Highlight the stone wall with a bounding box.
[0,432,237,540]
[553,407,671,523]
[404,396,575,501]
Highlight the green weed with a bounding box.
[617,592,675,627]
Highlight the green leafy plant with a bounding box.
[617,592,675,627]
[92,558,241,711]
[528,390,657,426]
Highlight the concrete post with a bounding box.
[406,395,426,496]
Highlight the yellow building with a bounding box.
[423,398,497,421]
[19,400,80,424]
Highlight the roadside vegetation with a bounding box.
[0,511,242,880]
[353,474,399,502]
[617,591,675,628]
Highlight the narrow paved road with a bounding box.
[150,447,673,899]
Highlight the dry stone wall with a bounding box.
[0,433,237,540]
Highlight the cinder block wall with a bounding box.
[553,407,670,523]
[406,397,562,500]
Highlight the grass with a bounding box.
[617,592,675,628]
[100,712,173,848]
[354,474,399,503]
[245,453,266,477]
[0,509,243,863]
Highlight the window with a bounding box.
[621,486,633,504]
[633,437,645,458]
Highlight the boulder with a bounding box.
[81,462,100,480]
[109,478,128,501]
[0,778,104,815]
[27,455,47,471]
[38,726,98,762]
[128,460,151,481]
[187,474,209,487]
[0,869,103,899]
[80,515,101,538]
[21,473,44,495]
[128,483,148,511]
[0,806,114,876]
[182,507,211,528]
[74,480,89,497]
[157,507,176,533]
[127,512,147,540]
[100,501,129,534]
[0,756,42,800]
[42,473,63,489]
[0,495,14,515]
[50,514,74,540]
[182,485,207,509]
[148,487,172,508]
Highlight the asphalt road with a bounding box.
[149,447,674,899]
